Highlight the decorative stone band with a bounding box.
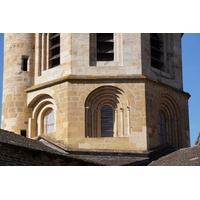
[25,74,190,99]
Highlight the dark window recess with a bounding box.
[101,105,114,137]
[49,33,60,68]
[97,33,114,61]
[150,33,164,70]
[21,130,27,137]
[22,57,28,71]
[157,112,165,144]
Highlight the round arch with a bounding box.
[28,94,57,137]
[157,94,181,147]
[85,86,130,138]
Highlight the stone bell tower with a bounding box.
[2,33,190,151]
[2,33,34,136]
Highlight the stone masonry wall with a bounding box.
[27,77,148,151]
[141,33,183,90]
[2,33,189,153]
[2,33,34,134]
[145,79,190,148]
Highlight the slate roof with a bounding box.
[0,129,69,157]
[36,134,154,165]
[0,129,151,165]
[37,135,150,165]
[149,145,200,166]
[39,135,182,166]
[67,148,177,166]
[0,129,181,166]
[66,153,150,166]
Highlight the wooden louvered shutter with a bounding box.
[49,33,60,68]
[97,33,114,61]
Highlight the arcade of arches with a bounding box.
[26,80,190,150]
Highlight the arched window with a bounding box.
[157,95,181,148]
[42,108,56,135]
[85,86,130,138]
[101,105,114,137]
[157,111,166,144]
[150,33,164,70]
[28,94,57,137]
[46,110,55,134]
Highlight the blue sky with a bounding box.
[182,33,200,145]
[0,33,199,145]
[0,33,3,126]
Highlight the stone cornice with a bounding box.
[25,74,147,92]
[25,74,190,98]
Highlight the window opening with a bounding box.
[157,112,165,144]
[150,33,164,70]
[46,111,55,134]
[49,33,60,68]
[101,105,114,137]
[20,130,27,137]
[97,33,114,61]
[22,56,29,71]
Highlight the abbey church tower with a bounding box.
[2,34,34,136]
[1,33,190,151]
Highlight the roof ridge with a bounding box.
[37,134,69,151]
